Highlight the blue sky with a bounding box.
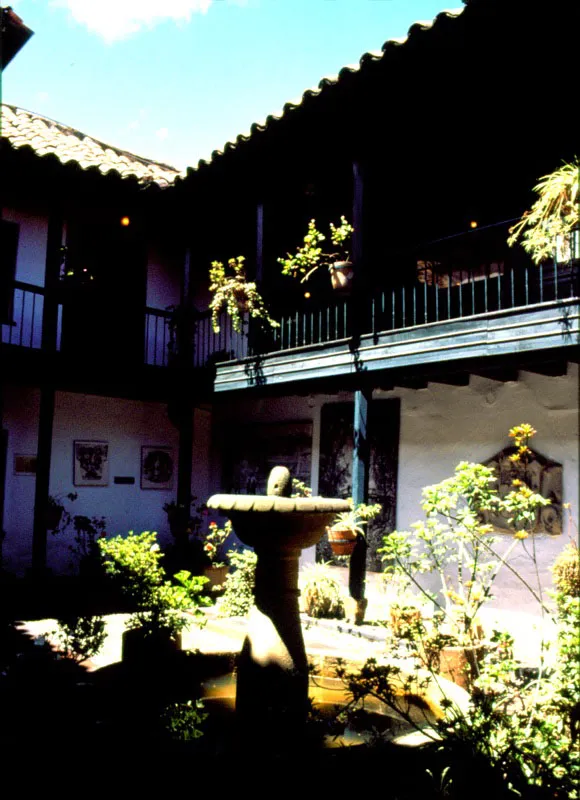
[4,0,457,169]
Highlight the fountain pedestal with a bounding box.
[207,471,349,747]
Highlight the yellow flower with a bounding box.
[512,479,522,487]
[515,530,529,540]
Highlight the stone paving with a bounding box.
[18,567,556,672]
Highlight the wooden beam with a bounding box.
[520,361,569,377]
[470,367,519,383]
[394,377,428,390]
[427,374,471,387]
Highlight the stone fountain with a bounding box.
[207,467,350,747]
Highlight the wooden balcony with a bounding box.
[211,260,580,393]
[4,260,578,397]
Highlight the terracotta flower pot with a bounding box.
[328,261,353,292]
[438,644,486,690]
[327,525,357,556]
[203,564,229,592]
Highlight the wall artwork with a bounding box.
[73,440,109,487]
[140,446,175,490]
[481,447,563,535]
[14,454,37,476]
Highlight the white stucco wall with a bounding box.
[2,207,48,286]
[386,365,579,613]
[1,386,215,575]
[212,365,579,611]
[1,208,49,349]
[46,391,181,573]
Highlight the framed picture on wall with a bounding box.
[14,454,37,476]
[141,446,175,490]
[73,440,109,487]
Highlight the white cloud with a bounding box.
[51,0,214,43]
[155,127,169,141]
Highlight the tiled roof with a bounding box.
[193,6,465,170]
[1,103,182,187]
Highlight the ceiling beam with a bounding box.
[520,361,569,377]
[427,374,471,387]
[470,367,520,383]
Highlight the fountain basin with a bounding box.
[207,479,351,744]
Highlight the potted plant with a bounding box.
[277,216,355,291]
[327,501,382,556]
[508,158,579,264]
[379,424,551,689]
[208,256,279,334]
[98,530,210,662]
[45,491,77,532]
[202,519,232,590]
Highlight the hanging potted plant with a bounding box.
[209,256,279,334]
[277,216,355,291]
[507,158,579,264]
[326,501,382,556]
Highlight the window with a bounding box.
[1,220,19,324]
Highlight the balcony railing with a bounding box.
[249,258,580,359]
[144,307,248,368]
[145,258,579,369]
[1,281,47,349]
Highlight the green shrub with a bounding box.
[551,542,580,596]
[161,699,208,742]
[52,614,106,663]
[300,562,345,619]
[98,531,210,637]
[218,548,257,617]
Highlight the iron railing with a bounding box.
[144,307,248,368]
[1,281,45,349]
[249,257,579,358]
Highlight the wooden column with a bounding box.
[348,161,370,611]
[41,211,64,351]
[349,386,371,604]
[179,247,193,368]
[256,202,264,284]
[351,160,365,339]
[31,386,55,573]
[173,245,194,541]
[352,161,364,271]
[31,212,64,574]
[0,387,6,563]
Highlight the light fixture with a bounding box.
[470,220,478,229]
[120,216,131,227]
[304,291,311,299]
